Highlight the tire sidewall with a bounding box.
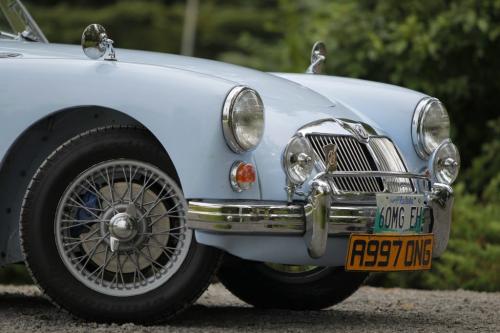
[21,128,219,322]
[218,255,368,310]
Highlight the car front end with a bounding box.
[187,86,459,272]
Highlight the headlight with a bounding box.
[429,140,460,185]
[282,136,314,185]
[222,86,264,153]
[412,97,450,159]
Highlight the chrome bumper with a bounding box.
[187,173,453,259]
[187,201,381,235]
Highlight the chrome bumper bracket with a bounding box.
[304,178,331,258]
[427,183,454,257]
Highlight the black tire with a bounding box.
[20,126,221,324]
[218,255,367,310]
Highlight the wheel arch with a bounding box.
[0,105,179,266]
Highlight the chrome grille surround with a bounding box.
[307,134,414,194]
[368,137,414,193]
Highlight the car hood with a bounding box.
[0,41,333,107]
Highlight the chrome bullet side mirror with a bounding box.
[306,41,326,74]
[81,24,117,61]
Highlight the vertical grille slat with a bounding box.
[347,137,370,191]
[332,136,361,191]
[335,137,365,191]
[326,136,350,190]
[343,137,378,192]
[306,134,413,194]
[310,138,325,163]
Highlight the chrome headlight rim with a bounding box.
[282,135,315,185]
[222,85,265,153]
[412,97,450,159]
[429,139,460,185]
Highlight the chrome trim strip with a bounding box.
[222,86,249,153]
[323,171,430,180]
[221,86,264,153]
[411,97,442,159]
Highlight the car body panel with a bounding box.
[1,40,429,202]
[0,39,437,265]
[0,56,259,200]
[274,73,429,174]
[197,233,349,266]
[0,40,334,106]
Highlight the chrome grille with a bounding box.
[307,134,413,193]
[308,135,383,192]
[368,138,413,193]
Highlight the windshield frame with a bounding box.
[0,0,48,43]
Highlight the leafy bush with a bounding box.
[0,0,495,290]
[30,1,185,53]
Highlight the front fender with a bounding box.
[0,58,260,200]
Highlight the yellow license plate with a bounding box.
[345,234,433,272]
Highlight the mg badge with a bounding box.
[324,144,338,172]
[354,124,369,140]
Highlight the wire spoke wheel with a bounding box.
[55,159,192,297]
[21,128,221,323]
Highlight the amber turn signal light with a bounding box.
[230,161,256,192]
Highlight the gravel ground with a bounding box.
[0,284,498,333]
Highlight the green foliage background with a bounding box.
[1,0,498,291]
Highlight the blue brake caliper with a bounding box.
[71,191,99,237]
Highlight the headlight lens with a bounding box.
[283,136,314,185]
[222,86,264,153]
[412,98,450,158]
[430,140,460,185]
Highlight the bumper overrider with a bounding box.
[187,171,454,260]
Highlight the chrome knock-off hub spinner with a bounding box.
[100,202,148,252]
[109,212,137,241]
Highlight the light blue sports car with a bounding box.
[0,0,460,323]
